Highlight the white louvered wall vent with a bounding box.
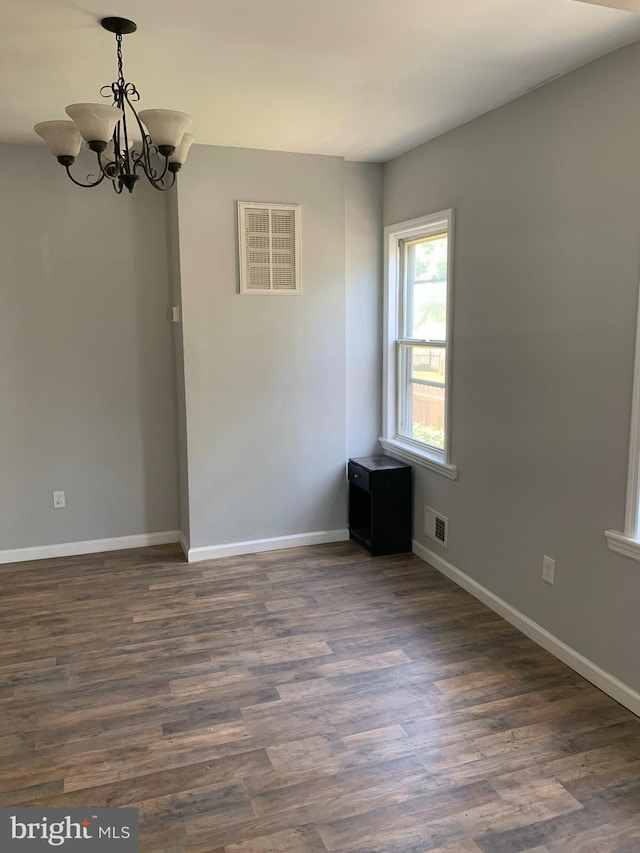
[238,202,301,295]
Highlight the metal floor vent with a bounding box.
[424,505,448,548]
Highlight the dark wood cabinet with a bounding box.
[348,455,412,556]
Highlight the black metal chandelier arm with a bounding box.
[154,153,170,182]
[123,90,167,180]
[97,160,119,180]
[146,169,177,192]
[100,82,119,102]
[131,143,153,175]
[93,148,119,180]
[123,81,140,102]
[133,149,171,183]
[64,165,106,188]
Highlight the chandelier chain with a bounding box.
[116,33,125,88]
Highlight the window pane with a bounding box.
[404,234,447,340]
[398,344,446,450]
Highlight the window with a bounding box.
[380,210,457,479]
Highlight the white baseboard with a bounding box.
[0,528,349,567]
[0,531,180,565]
[187,528,350,563]
[413,540,640,719]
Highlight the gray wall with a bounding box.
[0,144,384,555]
[384,42,640,691]
[0,144,178,549]
[175,146,351,549]
[346,162,384,458]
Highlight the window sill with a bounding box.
[379,437,458,480]
[604,529,640,561]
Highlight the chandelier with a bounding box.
[34,17,195,194]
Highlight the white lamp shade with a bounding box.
[34,121,82,157]
[138,109,192,148]
[65,103,122,143]
[169,133,195,164]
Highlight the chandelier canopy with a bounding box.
[34,17,195,194]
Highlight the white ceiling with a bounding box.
[577,0,640,10]
[3,0,640,162]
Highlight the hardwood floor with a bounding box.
[1,541,640,852]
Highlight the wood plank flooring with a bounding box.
[1,541,640,852]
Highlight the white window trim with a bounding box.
[605,285,640,560]
[380,210,457,480]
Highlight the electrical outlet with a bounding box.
[542,555,555,585]
[53,490,65,509]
